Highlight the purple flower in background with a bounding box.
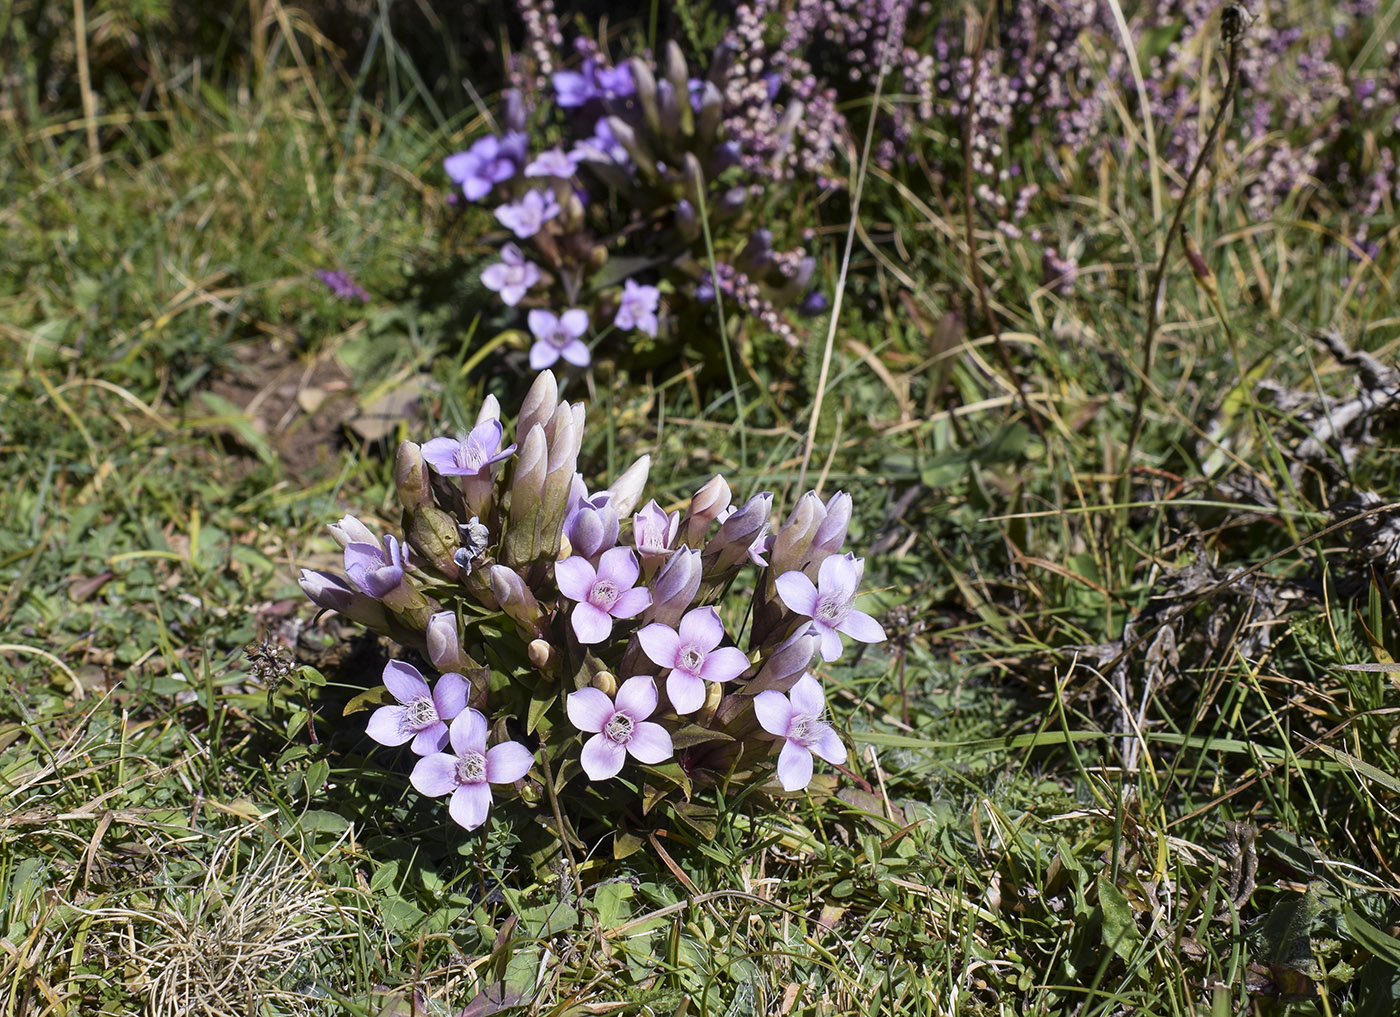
[421,420,516,478]
[410,709,534,831]
[614,279,660,337]
[525,147,582,178]
[567,675,673,780]
[481,243,541,306]
[315,269,369,302]
[494,189,560,239]
[776,553,886,662]
[637,606,750,714]
[754,673,847,791]
[555,546,651,644]
[365,660,469,755]
[553,65,599,107]
[444,132,527,201]
[594,62,635,99]
[632,499,679,559]
[344,534,407,599]
[573,118,630,166]
[527,308,591,369]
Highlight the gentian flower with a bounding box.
[444,132,527,201]
[716,503,769,566]
[365,660,468,755]
[344,534,407,599]
[480,243,541,306]
[410,708,534,831]
[566,675,672,780]
[632,499,679,560]
[572,118,630,166]
[776,553,886,662]
[614,279,660,337]
[593,63,635,99]
[421,420,516,477]
[494,189,560,239]
[552,63,599,107]
[525,147,582,178]
[527,308,591,369]
[555,546,651,644]
[753,673,847,791]
[637,606,750,714]
[563,485,619,561]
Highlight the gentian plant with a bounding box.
[301,372,885,837]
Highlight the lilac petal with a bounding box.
[572,602,614,644]
[449,708,489,756]
[566,687,615,733]
[789,673,826,718]
[461,175,491,202]
[554,556,597,601]
[450,782,493,830]
[468,419,505,455]
[776,570,820,616]
[818,553,860,602]
[817,624,845,662]
[527,309,557,341]
[481,263,508,291]
[559,338,591,367]
[752,690,793,737]
[530,341,562,370]
[610,586,652,619]
[383,661,429,704]
[666,672,705,715]
[698,646,749,683]
[614,675,658,720]
[560,308,590,337]
[410,753,459,796]
[410,722,450,756]
[580,733,627,780]
[421,436,463,474]
[596,546,640,589]
[637,623,681,669]
[485,741,534,783]
[366,704,412,746]
[626,721,673,764]
[344,539,384,572]
[776,741,815,791]
[678,606,724,652]
[837,609,886,645]
[432,673,469,720]
[443,151,476,182]
[811,726,848,766]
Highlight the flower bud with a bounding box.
[703,492,772,576]
[503,88,526,133]
[663,41,690,106]
[643,547,702,628]
[809,491,852,562]
[696,80,724,142]
[538,407,582,560]
[328,515,377,549]
[607,455,651,517]
[675,199,700,241]
[749,627,822,694]
[629,57,662,140]
[518,372,559,443]
[503,423,548,568]
[407,504,462,577]
[606,117,658,181]
[489,564,543,636]
[633,499,679,560]
[298,569,391,630]
[476,393,502,427]
[564,491,619,562]
[769,491,825,576]
[527,638,555,670]
[714,185,747,222]
[427,610,466,672]
[395,441,431,513]
[591,670,619,697]
[696,676,724,727]
[682,475,731,546]
[587,244,609,273]
[656,80,682,143]
[736,229,774,278]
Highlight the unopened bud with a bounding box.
[427,610,466,672]
[809,491,852,564]
[682,475,731,545]
[643,547,702,628]
[328,515,377,549]
[489,564,543,635]
[696,677,724,727]
[769,491,825,576]
[590,670,619,697]
[607,455,651,517]
[630,57,662,139]
[750,627,822,693]
[704,492,772,575]
[395,441,431,513]
[527,638,556,670]
[518,371,559,443]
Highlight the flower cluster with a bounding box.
[301,372,885,833]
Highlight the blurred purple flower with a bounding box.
[315,269,369,303]
[614,279,660,338]
[572,118,630,166]
[776,553,885,662]
[555,546,651,644]
[494,189,560,239]
[421,420,516,478]
[525,147,582,178]
[365,660,469,755]
[344,534,406,599]
[481,243,541,306]
[566,675,673,779]
[754,673,846,791]
[637,606,749,715]
[410,708,534,831]
[527,308,591,369]
[444,132,527,202]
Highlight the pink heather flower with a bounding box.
[754,673,847,791]
[410,708,534,831]
[566,675,673,780]
[636,606,750,715]
[527,308,590,370]
[614,279,660,337]
[525,147,582,178]
[480,243,541,306]
[632,499,679,559]
[555,546,652,644]
[365,660,469,755]
[776,553,886,662]
[344,534,406,599]
[421,420,516,478]
[494,189,560,239]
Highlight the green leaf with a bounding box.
[589,881,634,928]
[1255,884,1326,972]
[344,685,395,716]
[369,860,401,894]
[1344,908,1400,967]
[526,690,556,735]
[194,392,276,463]
[1097,874,1141,963]
[517,902,579,939]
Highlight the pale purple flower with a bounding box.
[480,243,541,306]
[716,503,770,566]
[410,708,534,831]
[315,269,369,302]
[365,660,469,755]
[754,673,847,791]
[614,279,660,338]
[566,676,672,780]
[444,132,527,201]
[494,189,560,239]
[555,546,652,644]
[527,308,590,370]
[421,420,516,477]
[776,553,886,662]
[572,118,630,166]
[552,66,598,107]
[525,147,582,178]
[636,606,750,715]
[632,499,679,559]
[563,485,619,561]
[344,534,406,599]
[594,63,635,99]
